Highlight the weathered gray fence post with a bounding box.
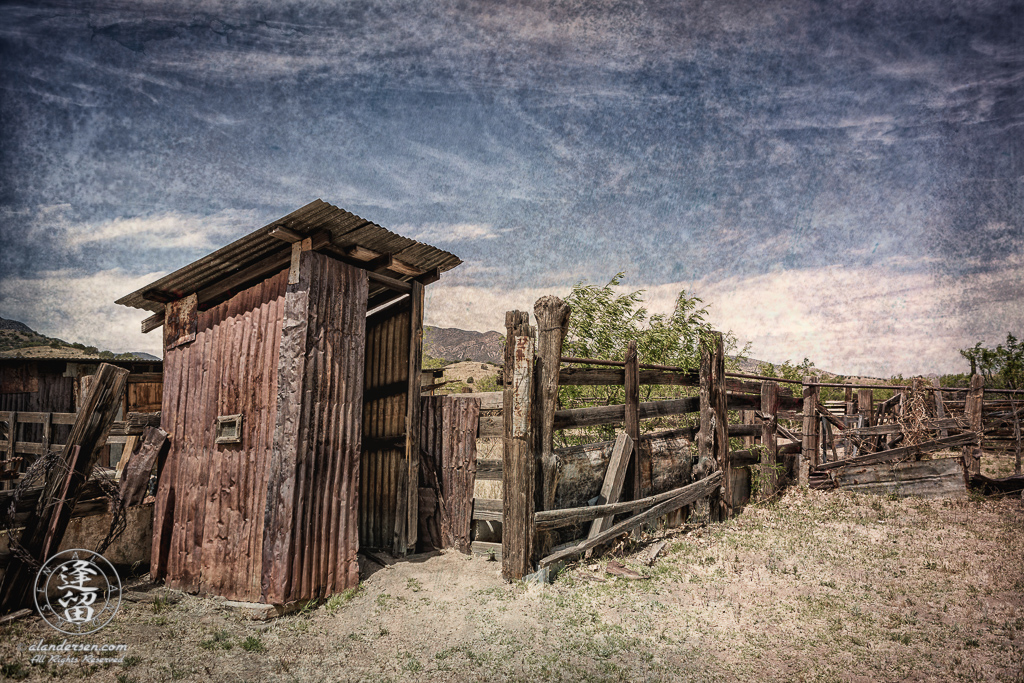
[624,340,643,499]
[502,311,535,580]
[963,374,984,477]
[698,332,729,519]
[758,380,780,501]
[800,375,819,487]
[932,378,948,438]
[532,296,570,557]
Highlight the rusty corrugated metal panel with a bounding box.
[117,199,462,314]
[153,268,289,601]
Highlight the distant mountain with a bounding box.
[423,326,504,365]
[0,316,32,333]
[0,315,146,361]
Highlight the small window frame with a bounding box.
[215,414,243,445]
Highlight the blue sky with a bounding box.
[1,0,1021,376]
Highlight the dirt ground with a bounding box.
[2,486,1023,682]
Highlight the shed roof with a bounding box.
[117,200,461,314]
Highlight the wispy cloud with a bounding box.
[400,223,502,244]
[60,209,256,250]
[0,268,165,356]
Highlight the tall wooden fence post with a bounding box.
[697,332,729,519]
[696,335,717,519]
[857,388,874,427]
[963,374,984,477]
[799,375,819,487]
[932,378,948,438]
[503,311,535,580]
[758,380,779,501]
[532,296,570,557]
[624,340,643,499]
[711,333,729,518]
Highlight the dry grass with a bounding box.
[1,488,1021,682]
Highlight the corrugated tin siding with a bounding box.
[153,268,289,601]
[261,252,366,603]
[360,306,410,552]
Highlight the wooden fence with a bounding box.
[481,297,1018,581]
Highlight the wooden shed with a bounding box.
[116,200,461,605]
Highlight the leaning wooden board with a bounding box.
[830,457,967,500]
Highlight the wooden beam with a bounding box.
[502,311,535,581]
[540,471,718,532]
[552,397,699,430]
[269,225,304,243]
[586,433,633,541]
[538,471,723,567]
[367,271,413,294]
[343,245,424,278]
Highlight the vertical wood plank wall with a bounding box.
[420,395,480,553]
[262,252,367,604]
[361,304,412,553]
[153,268,289,600]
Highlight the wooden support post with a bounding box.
[0,363,129,612]
[758,381,779,501]
[532,296,570,556]
[5,411,15,463]
[711,333,729,517]
[40,412,51,458]
[857,388,874,426]
[624,340,643,499]
[932,378,948,438]
[1014,413,1021,476]
[963,374,984,477]
[844,385,854,416]
[586,433,633,545]
[696,333,728,518]
[404,280,425,555]
[799,376,819,487]
[502,311,535,581]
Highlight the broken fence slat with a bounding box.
[537,478,705,531]
[538,470,723,568]
[814,432,979,472]
[586,433,633,540]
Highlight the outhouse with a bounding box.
[116,200,460,604]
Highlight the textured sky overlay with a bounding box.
[1,0,1021,376]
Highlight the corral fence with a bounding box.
[454,297,1018,582]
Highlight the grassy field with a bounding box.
[1,477,1022,682]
